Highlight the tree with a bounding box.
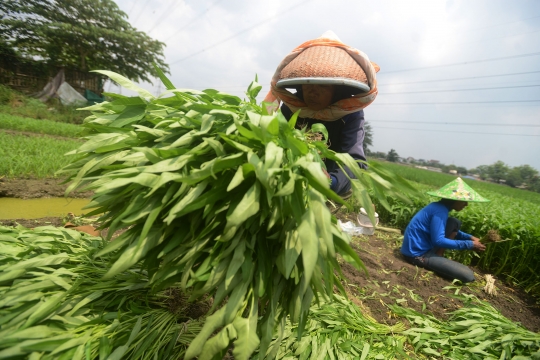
[529,175,540,193]
[363,121,373,154]
[371,151,387,159]
[386,149,399,162]
[487,161,509,184]
[515,164,538,182]
[472,165,490,180]
[506,167,523,188]
[506,165,538,188]
[0,0,168,83]
[456,166,468,175]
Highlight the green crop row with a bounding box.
[0,132,80,178]
[0,113,83,138]
[458,191,540,295]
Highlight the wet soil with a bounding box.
[1,178,539,333]
[0,177,92,199]
[0,217,65,228]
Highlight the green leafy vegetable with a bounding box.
[61,70,417,359]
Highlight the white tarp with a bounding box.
[34,69,65,102]
[56,81,87,106]
[33,69,88,106]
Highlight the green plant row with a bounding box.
[460,191,540,295]
[0,132,80,178]
[0,225,202,359]
[0,113,83,138]
[60,69,417,359]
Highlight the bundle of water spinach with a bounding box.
[0,225,202,359]
[61,69,416,360]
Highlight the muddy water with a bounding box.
[0,198,93,219]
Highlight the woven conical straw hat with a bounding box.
[426,177,490,203]
[277,45,370,92]
[264,30,380,121]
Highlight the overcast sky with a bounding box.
[111,0,540,171]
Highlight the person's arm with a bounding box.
[457,232,485,251]
[455,230,472,240]
[327,110,367,195]
[430,212,473,250]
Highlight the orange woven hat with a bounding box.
[276,46,369,92]
[264,31,380,121]
[277,45,370,92]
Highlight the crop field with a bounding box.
[372,162,540,299]
[0,131,80,178]
[379,161,540,205]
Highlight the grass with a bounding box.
[0,132,81,178]
[0,113,83,138]
[0,84,90,124]
[0,84,86,178]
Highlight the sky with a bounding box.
[111,0,540,171]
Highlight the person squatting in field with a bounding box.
[401,177,490,283]
[264,31,379,197]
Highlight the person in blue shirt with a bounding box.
[401,177,489,283]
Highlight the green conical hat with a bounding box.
[426,177,490,202]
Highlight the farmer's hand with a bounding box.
[471,237,486,252]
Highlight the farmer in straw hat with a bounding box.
[264,31,379,197]
[401,177,489,283]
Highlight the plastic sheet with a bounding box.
[338,220,373,236]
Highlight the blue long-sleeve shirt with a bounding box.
[401,201,473,258]
[280,105,367,195]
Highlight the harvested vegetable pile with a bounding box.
[391,294,540,359]
[61,69,416,359]
[0,225,202,359]
[256,294,408,359]
[258,293,540,359]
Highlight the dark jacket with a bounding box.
[280,104,367,195]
